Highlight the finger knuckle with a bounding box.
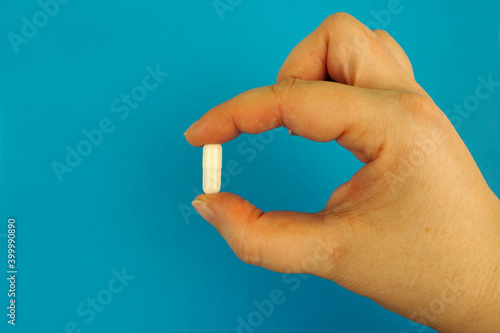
[272,77,299,98]
[323,12,354,27]
[399,92,446,125]
[323,14,379,58]
[270,78,300,124]
[391,92,448,160]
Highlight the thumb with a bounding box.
[192,192,340,275]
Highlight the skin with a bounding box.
[184,13,500,333]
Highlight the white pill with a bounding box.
[203,144,222,194]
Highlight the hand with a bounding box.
[184,13,500,333]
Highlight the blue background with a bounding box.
[1,1,499,332]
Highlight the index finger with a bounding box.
[184,79,394,163]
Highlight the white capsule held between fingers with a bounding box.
[203,144,222,194]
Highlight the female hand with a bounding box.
[185,13,500,333]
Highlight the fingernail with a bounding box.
[184,122,197,136]
[287,129,296,136]
[192,200,216,226]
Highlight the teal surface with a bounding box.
[1,1,499,332]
